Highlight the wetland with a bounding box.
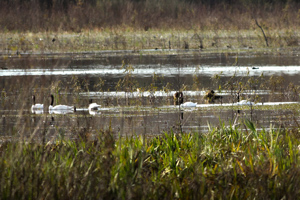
[1,49,300,141]
[2,0,300,197]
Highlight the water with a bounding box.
[1,51,300,141]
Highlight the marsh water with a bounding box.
[1,50,300,141]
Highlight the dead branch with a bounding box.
[255,19,269,47]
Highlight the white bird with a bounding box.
[181,101,197,107]
[49,94,76,111]
[89,110,101,116]
[49,109,74,115]
[88,99,101,111]
[236,100,255,106]
[31,95,44,113]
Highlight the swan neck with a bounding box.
[50,95,54,106]
[32,95,36,105]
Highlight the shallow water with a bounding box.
[1,52,300,141]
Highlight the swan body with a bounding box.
[31,109,44,114]
[31,103,44,110]
[31,95,44,113]
[181,102,197,107]
[88,99,101,111]
[89,110,101,116]
[31,95,44,109]
[49,95,76,112]
[49,109,74,115]
[236,100,254,106]
[49,105,75,110]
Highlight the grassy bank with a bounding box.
[1,121,300,199]
[1,28,300,56]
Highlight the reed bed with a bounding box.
[1,120,300,199]
[1,0,300,54]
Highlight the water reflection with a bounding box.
[2,66,300,77]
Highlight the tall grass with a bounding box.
[1,0,299,31]
[1,120,300,199]
[1,0,300,54]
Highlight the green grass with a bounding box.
[1,120,300,199]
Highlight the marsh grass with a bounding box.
[1,120,300,199]
[2,0,300,55]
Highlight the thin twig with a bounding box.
[255,19,269,47]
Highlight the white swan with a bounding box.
[88,99,101,111]
[31,95,44,110]
[89,110,101,116]
[49,94,76,111]
[49,109,74,115]
[236,100,255,106]
[181,101,197,107]
[31,95,44,113]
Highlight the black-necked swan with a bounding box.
[88,99,101,111]
[49,94,76,111]
[31,95,44,111]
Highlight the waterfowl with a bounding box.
[49,109,75,115]
[204,90,222,103]
[88,99,101,111]
[31,95,44,111]
[173,91,184,105]
[236,100,255,106]
[89,110,101,116]
[49,94,76,111]
[181,102,197,107]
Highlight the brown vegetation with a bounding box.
[1,0,300,32]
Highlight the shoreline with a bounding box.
[1,29,300,58]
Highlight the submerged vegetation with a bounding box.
[1,121,300,199]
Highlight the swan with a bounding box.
[49,94,76,111]
[89,110,101,116]
[31,95,44,113]
[49,109,74,115]
[236,100,255,106]
[181,101,197,107]
[88,99,101,111]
